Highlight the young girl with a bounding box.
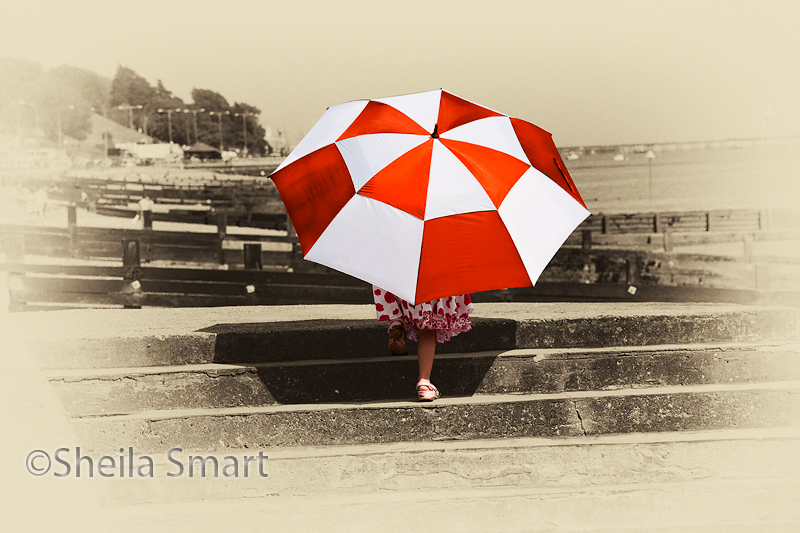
[373,286,474,401]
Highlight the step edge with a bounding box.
[70,379,800,422]
[44,340,800,379]
[127,426,800,461]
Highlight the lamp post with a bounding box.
[188,108,205,145]
[157,108,178,145]
[646,150,656,202]
[234,112,258,156]
[117,104,143,130]
[209,110,230,153]
[179,108,192,145]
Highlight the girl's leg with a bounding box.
[417,328,436,383]
[416,328,439,400]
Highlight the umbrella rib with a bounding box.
[553,158,575,194]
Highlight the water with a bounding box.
[565,139,800,214]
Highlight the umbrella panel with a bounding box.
[271,89,590,304]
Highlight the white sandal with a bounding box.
[416,381,439,401]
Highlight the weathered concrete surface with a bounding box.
[101,476,800,533]
[574,383,800,435]
[48,342,800,416]
[86,428,800,504]
[513,307,800,349]
[11,302,799,369]
[463,343,800,395]
[48,364,278,416]
[11,304,377,370]
[30,333,218,370]
[4,302,800,531]
[71,381,800,453]
[74,396,583,453]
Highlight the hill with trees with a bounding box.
[0,58,270,156]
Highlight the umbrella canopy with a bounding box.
[270,89,590,305]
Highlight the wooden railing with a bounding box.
[2,206,798,311]
[32,174,288,230]
[577,209,770,235]
[1,231,368,311]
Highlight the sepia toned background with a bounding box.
[2,1,800,531]
[3,0,799,148]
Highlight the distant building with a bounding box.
[86,112,154,146]
[116,142,182,160]
[183,142,222,160]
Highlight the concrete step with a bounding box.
[16,303,799,369]
[104,474,800,533]
[71,380,800,453]
[87,427,799,505]
[9,304,800,533]
[47,341,800,416]
[207,307,799,364]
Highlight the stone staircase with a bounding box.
[11,303,800,531]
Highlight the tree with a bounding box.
[146,80,187,145]
[191,88,232,150]
[191,88,230,112]
[40,65,109,142]
[230,102,270,156]
[0,59,111,142]
[109,66,155,133]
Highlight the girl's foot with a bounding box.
[388,320,408,355]
[416,380,439,401]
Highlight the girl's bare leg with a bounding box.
[417,328,436,383]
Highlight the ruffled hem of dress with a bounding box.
[402,312,473,344]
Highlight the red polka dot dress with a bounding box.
[372,286,474,344]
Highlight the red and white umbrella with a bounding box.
[270,89,590,305]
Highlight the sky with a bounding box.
[2,0,799,148]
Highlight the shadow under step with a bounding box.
[48,342,800,416]
[26,304,799,370]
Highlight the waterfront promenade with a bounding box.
[2,302,799,532]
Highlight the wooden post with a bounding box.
[285,214,297,239]
[581,229,592,250]
[216,212,228,265]
[122,239,142,309]
[286,214,304,270]
[67,203,78,258]
[654,213,663,234]
[216,212,228,238]
[243,243,262,271]
[122,239,141,274]
[706,211,713,232]
[138,197,154,230]
[625,256,640,286]
[142,209,153,230]
[601,215,608,234]
[663,231,673,253]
